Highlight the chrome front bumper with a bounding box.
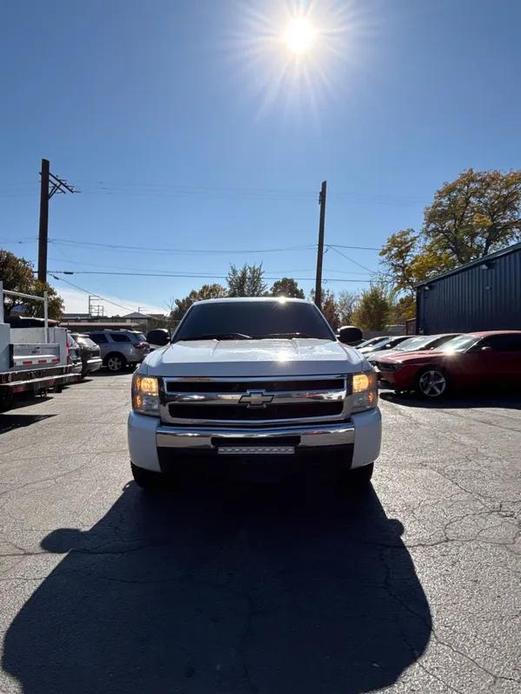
[156,422,355,449]
[128,408,381,473]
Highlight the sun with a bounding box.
[283,17,317,55]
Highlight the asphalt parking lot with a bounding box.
[0,374,520,694]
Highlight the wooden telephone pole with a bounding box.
[37,158,79,283]
[314,180,327,310]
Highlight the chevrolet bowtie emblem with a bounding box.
[239,390,274,408]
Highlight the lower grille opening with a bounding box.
[157,444,354,479]
[211,436,301,447]
[168,402,343,420]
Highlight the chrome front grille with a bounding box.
[164,378,344,393]
[160,375,350,427]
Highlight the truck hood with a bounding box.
[142,338,366,377]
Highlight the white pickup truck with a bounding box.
[128,297,381,489]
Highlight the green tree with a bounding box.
[390,295,416,324]
[381,169,521,295]
[352,284,391,331]
[309,289,340,330]
[380,229,453,294]
[270,277,305,299]
[380,229,422,293]
[227,263,267,297]
[424,168,521,263]
[0,250,64,319]
[170,283,227,322]
[336,290,360,326]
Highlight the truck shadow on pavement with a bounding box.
[3,481,432,694]
[0,413,56,434]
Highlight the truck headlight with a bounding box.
[132,374,160,416]
[352,371,378,412]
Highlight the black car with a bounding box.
[71,333,103,377]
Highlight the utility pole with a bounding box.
[37,159,50,283]
[314,180,327,310]
[37,158,79,283]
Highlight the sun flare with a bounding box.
[283,17,317,55]
[232,0,364,118]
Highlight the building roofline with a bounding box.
[415,241,521,288]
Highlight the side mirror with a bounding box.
[338,325,363,346]
[146,329,170,347]
[480,345,492,352]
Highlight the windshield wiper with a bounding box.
[179,332,252,341]
[259,332,315,339]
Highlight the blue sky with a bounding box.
[1,0,520,314]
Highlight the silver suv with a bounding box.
[88,330,150,372]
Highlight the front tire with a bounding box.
[131,462,163,490]
[0,393,14,413]
[346,462,374,487]
[105,353,126,373]
[416,367,448,399]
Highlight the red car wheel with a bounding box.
[416,368,449,398]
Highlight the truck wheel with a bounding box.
[346,462,374,487]
[131,462,163,490]
[0,393,14,413]
[105,353,126,372]
[416,367,448,399]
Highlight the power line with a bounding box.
[327,245,377,275]
[328,243,380,251]
[49,269,371,283]
[49,238,317,255]
[0,178,424,206]
[47,255,371,276]
[0,237,38,245]
[1,237,380,254]
[54,181,425,205]
[48,238,380,254]
[49,274,159,316]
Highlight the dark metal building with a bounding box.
[415,242,521,334]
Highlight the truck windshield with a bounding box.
[174,301,335,342]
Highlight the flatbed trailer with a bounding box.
[0,282,81,410]
[0,362,80,407]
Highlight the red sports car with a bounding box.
[373,331,521,398]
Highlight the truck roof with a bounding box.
[192,297,310,305]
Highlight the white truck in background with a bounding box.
[0,282,80,411]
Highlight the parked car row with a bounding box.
[356,335,410,355]
[69,333,103,377]
[367,330,521,399]
[62,329,153,376]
